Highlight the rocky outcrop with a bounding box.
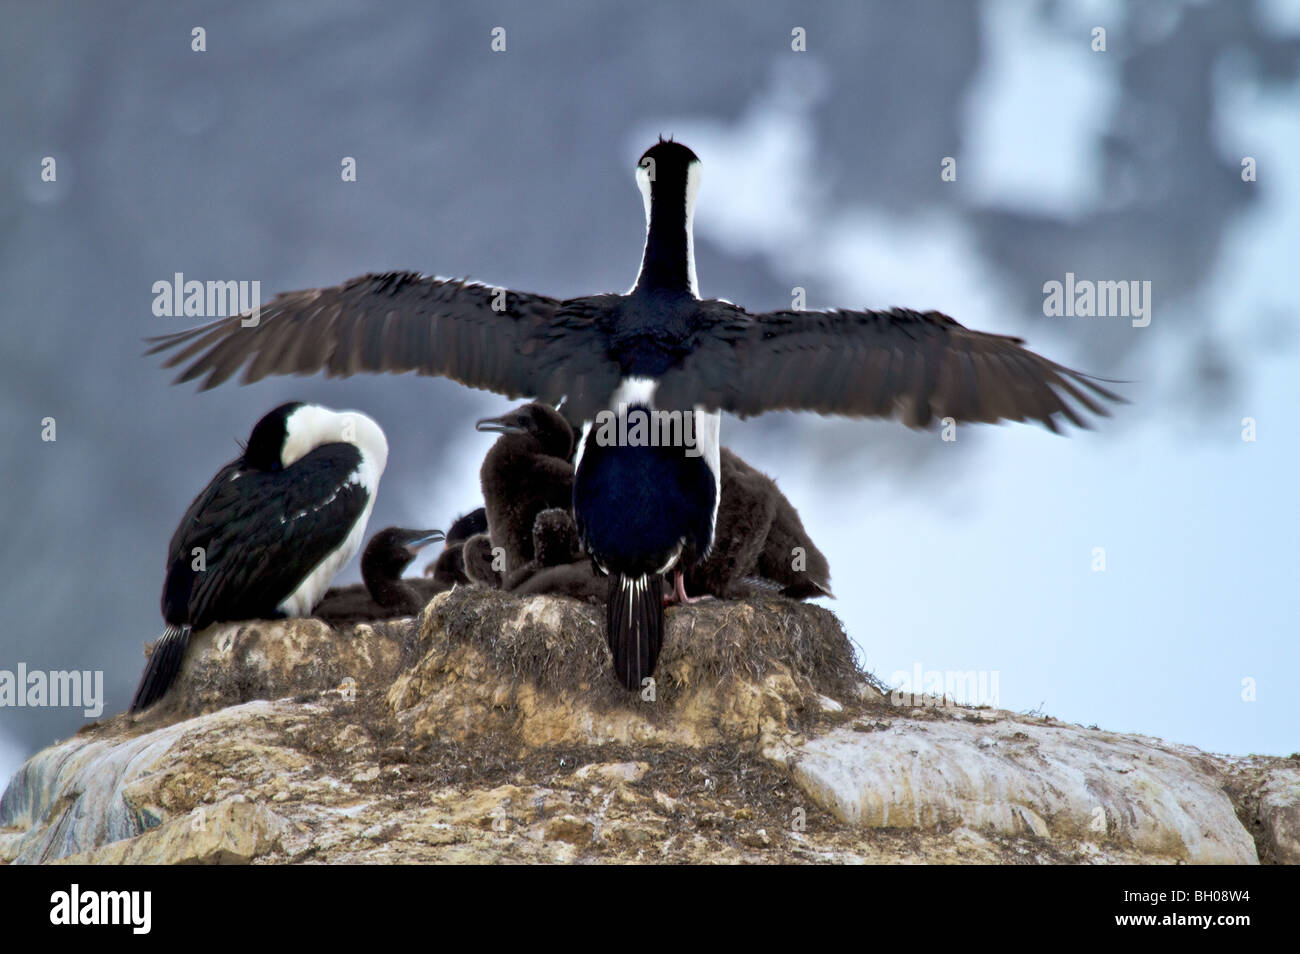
[1,588,1294,864]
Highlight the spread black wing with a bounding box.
[655,301,1123,432]
[145,271,625,424]
[162,443,370,627]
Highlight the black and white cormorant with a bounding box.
[314,526,444,624]
[129,402,389,711]
[145,138,1122,691]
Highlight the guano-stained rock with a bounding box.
[782,719,1258,864]
[2,588,1294,865]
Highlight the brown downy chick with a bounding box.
[475,404,575,577]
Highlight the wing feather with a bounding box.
[146,272,623,421]
[164,444,372,626]
[655,302,1123,431]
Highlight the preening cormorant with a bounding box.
[130,402,388,711]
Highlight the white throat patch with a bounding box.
[684,161,701,298]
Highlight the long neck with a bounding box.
[364,570,420,613]
[633,185,696,297]
[363,554,406,607]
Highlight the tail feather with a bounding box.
[607,574,663,690]
[129,624,192,712]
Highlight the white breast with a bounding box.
[275,426,385,617]
[694,406,722,540]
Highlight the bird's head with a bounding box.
[363,526,445,579]
[476,402,575,461]
[243,402,388,474]
[241,401,306,471]
[636,137,702,223]
[445,507,488,546]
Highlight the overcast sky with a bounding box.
[2,0,1297,790]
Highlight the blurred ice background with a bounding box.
[2,0,1297,788]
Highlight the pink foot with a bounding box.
[667,569,713,606]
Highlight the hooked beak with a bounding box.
[476,416,525,435]
[398,529,445,554]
